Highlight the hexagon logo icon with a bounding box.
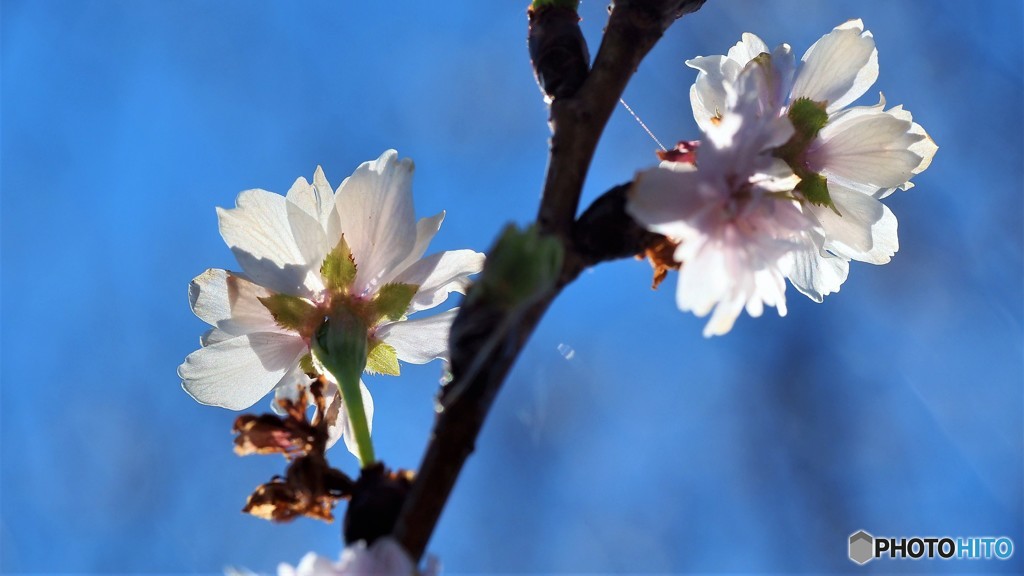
[849,530,874,565]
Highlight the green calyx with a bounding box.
[259,234,419,384]
[774,97,839,214]
[313,307,375,466]
[320,236,419,324]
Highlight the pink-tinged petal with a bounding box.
[627,165,706,240]
[375,309,457,364]
[809,105,926,192]
[335,150,417,298]
[381,211,446,286]
[179,332,307,410]
[189,269,284,336]
[791,19,878,113]
[218,189,323,297]
[811,184,898,264]
[392,249,485,313]
[786,239,850,303]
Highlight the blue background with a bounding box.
[2,0,1021,573]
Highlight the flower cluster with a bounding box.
[178,150,485,457]
[628,20,937,336]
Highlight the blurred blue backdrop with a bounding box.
[2,0,1021,573]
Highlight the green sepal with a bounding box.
[373,283,419,322]
[258,294,318,333]
[365,340,400,376]
[788,97,828,139]
[321,235,357,292]
[796,172,839,214]
[773,98,838,213]
[298,353,316,377]
[774,98,829,163]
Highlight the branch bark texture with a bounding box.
[391,0,705,561]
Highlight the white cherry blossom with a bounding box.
[687,20,937,302]
[628,93,815,337]
[179,150,484,456]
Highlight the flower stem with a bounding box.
[313,309,376,467]
[337,369,375,466]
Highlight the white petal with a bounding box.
[284,176,317,220]
[786,241,850,302]
[189,269,278,333]
[200,327,232,347]
[791,19,878,112]
[686,55,743,130]
[381,211,446,286]
[218,189,323,297]
[810,106,926,191]
[375,309,458,364]
[312,166,337,225]
[727,32,769,63]
[392,249,485,313]
[812,184,898,264]
[179,332,307,410]
[286,199,328,285]
[335,150,417,298]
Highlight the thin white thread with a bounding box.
[619,98,667,152]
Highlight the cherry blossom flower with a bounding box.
[178,150,484,457]
[628,91,815,337]
[277,539,439,576]
[687,20,937,301]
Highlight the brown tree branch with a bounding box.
[391,0,705,562]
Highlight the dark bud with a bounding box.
[573,183,664,266]
[528,4,590,102]
[344,463,415,545]
[657,140,700,165]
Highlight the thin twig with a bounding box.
[391,0,706,561]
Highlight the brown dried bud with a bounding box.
[232,413,316,457]
[344,463,415,545]
[528,5,590,102]
[231,378,333,458]
[640,235,681,289]
[242,455,354,524]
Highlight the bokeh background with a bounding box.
[2,0,1021,573]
